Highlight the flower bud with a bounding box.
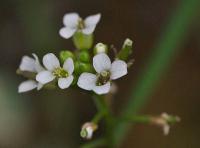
[80,122,98,140]
[78,51,90,63]
[94,43,108,54]
[73,32,93,50]
[59,50,75,64]
[117,38,133,61]
[74,61,93,74]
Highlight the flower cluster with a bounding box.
[17,12,132,95]
[18,52,128,95]
[17,12,180,143]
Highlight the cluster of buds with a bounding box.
[80,122,98,140]
[150,113,180,135]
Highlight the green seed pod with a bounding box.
[59,50,75,63]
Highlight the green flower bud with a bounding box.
[79,51,90,63]
[117,38,133,61]
[59,50,75,63]
[74,61,80,74]
[79,63,93,73]
[73,31,93,50]
[74,61,93,74]
[94,43,108,54]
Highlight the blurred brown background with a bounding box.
[0,0,200,147]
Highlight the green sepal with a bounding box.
[72,31,93,50]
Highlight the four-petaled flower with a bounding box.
[59,12,101,39]
[77,53,128,94]
[18,54,44,93]
[36,53,74,89]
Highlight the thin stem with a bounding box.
[120,115,151,124]
[92,111,105,124]
[92,94,114,147]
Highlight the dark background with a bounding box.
[0,0,200,147]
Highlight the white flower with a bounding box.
[18,54,44,93]
[77,53,127,94]
[59,13,101,39]
[36,53,74,89]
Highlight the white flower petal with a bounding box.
[77,73,97,90]
[63,58,74,75]
[18,80,37,93]
[43,53,60,71]
[36,71,55,84]
[84,13,101,27]
[19,56,36,72]
[110,60,127,80]
[58,75,74,89]
[163,124,170,136]
[63,12,79,28]
[82,26,96,35]
[32,53,44,72]
[59,27,76,39]
[93,53,111,73]
[93,82,111,95]
[86,127,93,139]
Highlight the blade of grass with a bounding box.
[113,0,199,146]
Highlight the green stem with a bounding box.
[92,94,114,147]
[92,111,105,124]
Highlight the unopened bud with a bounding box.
[75,61,93,74]
[80,122,98,140]
[59,50,75,64]
[117,38,133,61]
[124,38,133,47]
[94,43,108,54]
[78,51,90,63]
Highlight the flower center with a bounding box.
[96,70,110,86]
[77,18,85,29]
[53,68,68,78]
